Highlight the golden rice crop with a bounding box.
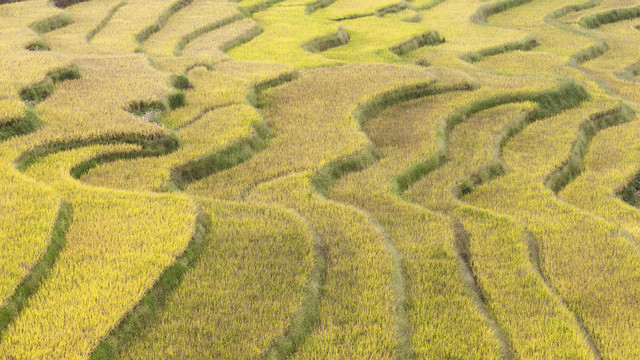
[143,0,239,57]
[463,97,640,359]
[41,0,124,54]
[560,118,640,239]
[247,172,398,359]
[120,198,314,359]
[81,104,262,192]
[90,0,182,53]
[0,99,26,126]
[0,144,197,360]
[187,63,436,199]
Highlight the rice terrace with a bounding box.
[5,0,640,358]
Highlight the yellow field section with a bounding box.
[0,0,61,51]
[0,145,197,360]
[181,18,258,58]
[391,91,595,358]
[0,99,26,126]
[5,0,640,357]
[247,172,397,359]
[143,0,239,57]
[463,99,640,359]
[312,0,403,20]
[0,170,59,308]
[406,102,534,212]
[160,66,251,129]
[81,104,261,192]
[400,0,529,66]
[35,55,168,137]
[328,95,507,357]
[228,6,339,68]
[0,54,75,100]
[43,0,124,54]
[90,0,182,53]
[188,63,435,199]
[453,207,595,359]
[121,199,313,359]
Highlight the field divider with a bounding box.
[0,201,71,340]
[15,131,181,172]
[301,27,350,53]
[239,0,286,16]
[545,103,635,193]
[0,107,41,142]
[167,120,272,191]
[543,0,616,95]
[470,0,533,24]
[389,30,444,57]
[165,70,300,190]
[20,64,82,103]
[460,35,538,63]
[579,5,640,29]
[525,231,603,360]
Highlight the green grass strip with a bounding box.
[302,27,350,53]
[580,5,640,29]
[416,0,446,11]
[29,12,73,34]
[239,0,285,16]
[15,132,180,171]
[89,211,210,360]
[470,0,533,24]
[389,30,444,56]
[52,0,91,8]
[167,121,272,191]
[0,202,71,340]
[86,1,126,42]
[461,35,538,63]
[173,14,244,56]
[135,0,194,51]
[305,0,338,14]
[20,64,82,103]
[0,108,41,142]
[543,1,610,66]
[219,24,263,52]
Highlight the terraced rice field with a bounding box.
[3,0,640,358]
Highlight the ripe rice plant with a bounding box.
[118,199,315,359]
[462,98,640,359]
[4,0,640,357]
[0,144,197,360]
